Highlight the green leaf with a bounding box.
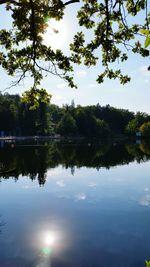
[44,16,49,23]
[145,260,150,267]
[145,35,150,48]
[140,29,150,36]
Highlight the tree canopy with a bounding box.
[1,93,149,137]
[140,121,150,136]
[0,0,150,107]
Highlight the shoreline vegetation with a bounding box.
[0,93,150,139]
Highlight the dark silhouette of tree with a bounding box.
[0,93,150,137]
[126,112,150,135]
[57,112,78,136]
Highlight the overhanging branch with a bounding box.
[63,0,80,6]
[0,0,21,5]
[0,0,80,6]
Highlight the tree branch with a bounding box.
[0,0,80,7]
[0,0,21,6]
[63,0,80,6]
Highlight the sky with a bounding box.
[0,2,150,113]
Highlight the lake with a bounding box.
[0,140,150,267]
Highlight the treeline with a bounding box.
[0,93,150,137]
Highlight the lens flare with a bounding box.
[42,246,52,256]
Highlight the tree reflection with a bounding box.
[0,140,150,185]
[140,142,150,156]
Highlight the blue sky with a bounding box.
[0,2,150,113]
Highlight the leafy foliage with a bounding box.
[140,29,150,48]
[1,93,149,138]
[0,93,52,135]
[57,113,78,135]
[22,87,51,109]
[126,112,150,134]
[0,0,149,98]
[70,0,150,83]
[140,121,150,136]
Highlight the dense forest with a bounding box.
[0,93,150,138]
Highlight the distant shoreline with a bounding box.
[0,135,87,142]
[0,135,134,142]
[0,135,61,141]
[0,134,147,144]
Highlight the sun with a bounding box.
[42,19,68,50]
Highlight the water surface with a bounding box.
[0,140,150,267]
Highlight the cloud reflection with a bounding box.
[139,194,150,207]
[88,182,97,188]
[75,193,87,201]
[22,185,38,190]
[144,187,149,192]
[56,180,65,187]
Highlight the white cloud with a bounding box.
[51,95,65,105]
[76,70,87,78]
[56,180,65,187]
[52,95,63,101]
[56,83,66,89]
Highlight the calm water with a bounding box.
[0,140,150,267]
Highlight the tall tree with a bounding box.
[57,112,78,135]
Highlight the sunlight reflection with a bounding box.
[44,231,56,246]
[31,222,70,267]
[40,230,59,258]
[34,230,60,267]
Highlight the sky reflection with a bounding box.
[1,147,150,266]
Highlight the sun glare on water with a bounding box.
[42,19,68,49]
[44,231,56,246]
